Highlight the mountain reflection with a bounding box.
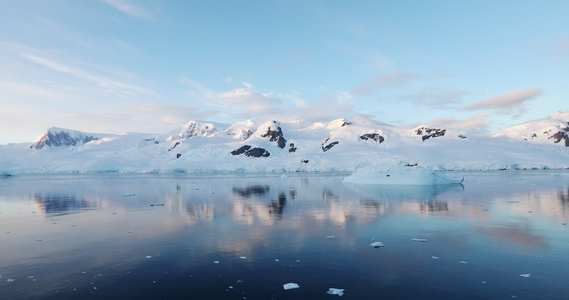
[268,193,287,215]
[33,193,95,216]
[232,185,270,198]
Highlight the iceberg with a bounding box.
[283,283,300,290]
[343,165,464,185]
[370,241,385,248]
[327,288,345,296]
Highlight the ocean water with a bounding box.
[0,171,568,299]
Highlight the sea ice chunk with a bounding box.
[343,164,464,185]
[520,274,531,278]
[327,288,345,296]
[121,193,135,197]
[412,238,428,242]
[150,203,165,206]
[370,241,385,248]
[326,236,335,239]
[283,283,300,290]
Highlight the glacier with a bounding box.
[1,112,569,174]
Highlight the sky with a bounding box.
[1,0,568,144]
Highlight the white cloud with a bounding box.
[212,88,282,107]
[222,77,233,83]
[242,82,254,90]
[461,88,543,114]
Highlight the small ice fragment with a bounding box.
[292,218,298,221]
[236,280,244,283]
[432,256,440,259]
[35,238,42,241]
[93,287,97,290]
[327,288,345,296]
[412,238,428,242]
[482,209,488,211]
[214,261,219,264]
[228,286,233,289]
[27,276,35,279]
[283,283,300,290]
[562,223,567,226]
[275,259,279,262]
[150,203,165,206]
[7,278,15,283]
[528,211,533,213]
[520,274,531,278]
[146,256,152,259]
[240,256,247,259]
[507,201,520,203]
[326,236,335,239]
[128,230,134,233]
[121,193,135,197]
[460,261,468,264]
[370,241,385,248]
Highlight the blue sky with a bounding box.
[1,0,568,144]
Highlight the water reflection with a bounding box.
[32,193,96,216]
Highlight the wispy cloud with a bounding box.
[351,71,418,95]
[428,113,493,133]
[397,87,471,109]
[22,54,158,97]
[102,0,153,19]
[461,88,543,114]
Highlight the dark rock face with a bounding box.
[31,131,98,150]
[301,159,309,164]
[176,153,182,159]
[341,121,352,127]
[260,121,286,148]
[360,133,384,144]
[288,143,297,153]
[458,134,467,139]
[415,127,446,141]
[322,137,339,152]
[548,125,569,147]
[231,145,270,157]
[168,141,181,152]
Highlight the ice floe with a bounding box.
[520,274,531,278]
[412,238,428,242]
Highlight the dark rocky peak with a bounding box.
[360,133,384,144]
[178,121,217,139]
[415,127,446,141]
[30,128,99,150]
[260,120,286,149]
[288,142,297,153]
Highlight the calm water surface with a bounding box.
[1,171,568,299]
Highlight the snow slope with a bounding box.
[1,112,569,174]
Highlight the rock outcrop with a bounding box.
[231,145,270,157]
[260,121,286,149]
[178,121,217,139]
[359,133,384,144]
[415,127,446,141]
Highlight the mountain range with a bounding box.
[1,112,568,174]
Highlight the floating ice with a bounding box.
[150,203,165,206]
[214,261,220,264]
[370,241,385,248]
[507,200,520,203]
[7,278,15,283]
[432,256,440,259]
[146,256,152,259]
[327,288,345,296]
[326,236,335,239]
[460,261,468,264]
[412,238,428,242]
[35,238,42,241]
[343,164,464,185]
[121,193,135,197]
[240,256,247,259]
[520,274,531,278]
[283,283,300,290]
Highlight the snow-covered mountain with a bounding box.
[1,112,569,174]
